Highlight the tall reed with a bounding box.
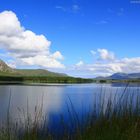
[0,84,140,140]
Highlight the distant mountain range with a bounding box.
[96,73,140,80]
[0,59,67,77]
[109,73,140,80]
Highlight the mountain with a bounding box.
[0,59,67,77]
[0,60,14,73]
[108,72,140,80]
[108,73,129,80]
[94,72,140,81]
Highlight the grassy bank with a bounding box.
[0,86,140,140]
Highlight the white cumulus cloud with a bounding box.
[97,49,115,61]
[0,11,65,69]
[74,49,140,77]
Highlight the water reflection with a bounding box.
[0,84,139,132]
[0,86,65,123]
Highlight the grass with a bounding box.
[0,85,140,140]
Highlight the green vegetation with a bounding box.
[16,69,67,77]
[0,87,140,140]
[21,76,93,83]
[0,75,93,84]
[0,59,93,84]
[0,69,67,77]
[1,74,140,84]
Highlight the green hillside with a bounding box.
[0,59,93,83]
[0,59,67,77]
[16,69,67,77]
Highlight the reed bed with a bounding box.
[0,85,140,140]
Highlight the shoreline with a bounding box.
[0,81,139,87]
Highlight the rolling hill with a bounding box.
[0,59,67,77]
[0,59,93,83]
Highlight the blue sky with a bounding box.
[0,0,140,77]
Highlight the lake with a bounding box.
[0,83,140,133]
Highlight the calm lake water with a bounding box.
[0,83,140,133]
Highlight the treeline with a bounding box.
[0,76,23,81]
[95,79,140,83]
[1,75,140,84]
[0,75,93,83]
